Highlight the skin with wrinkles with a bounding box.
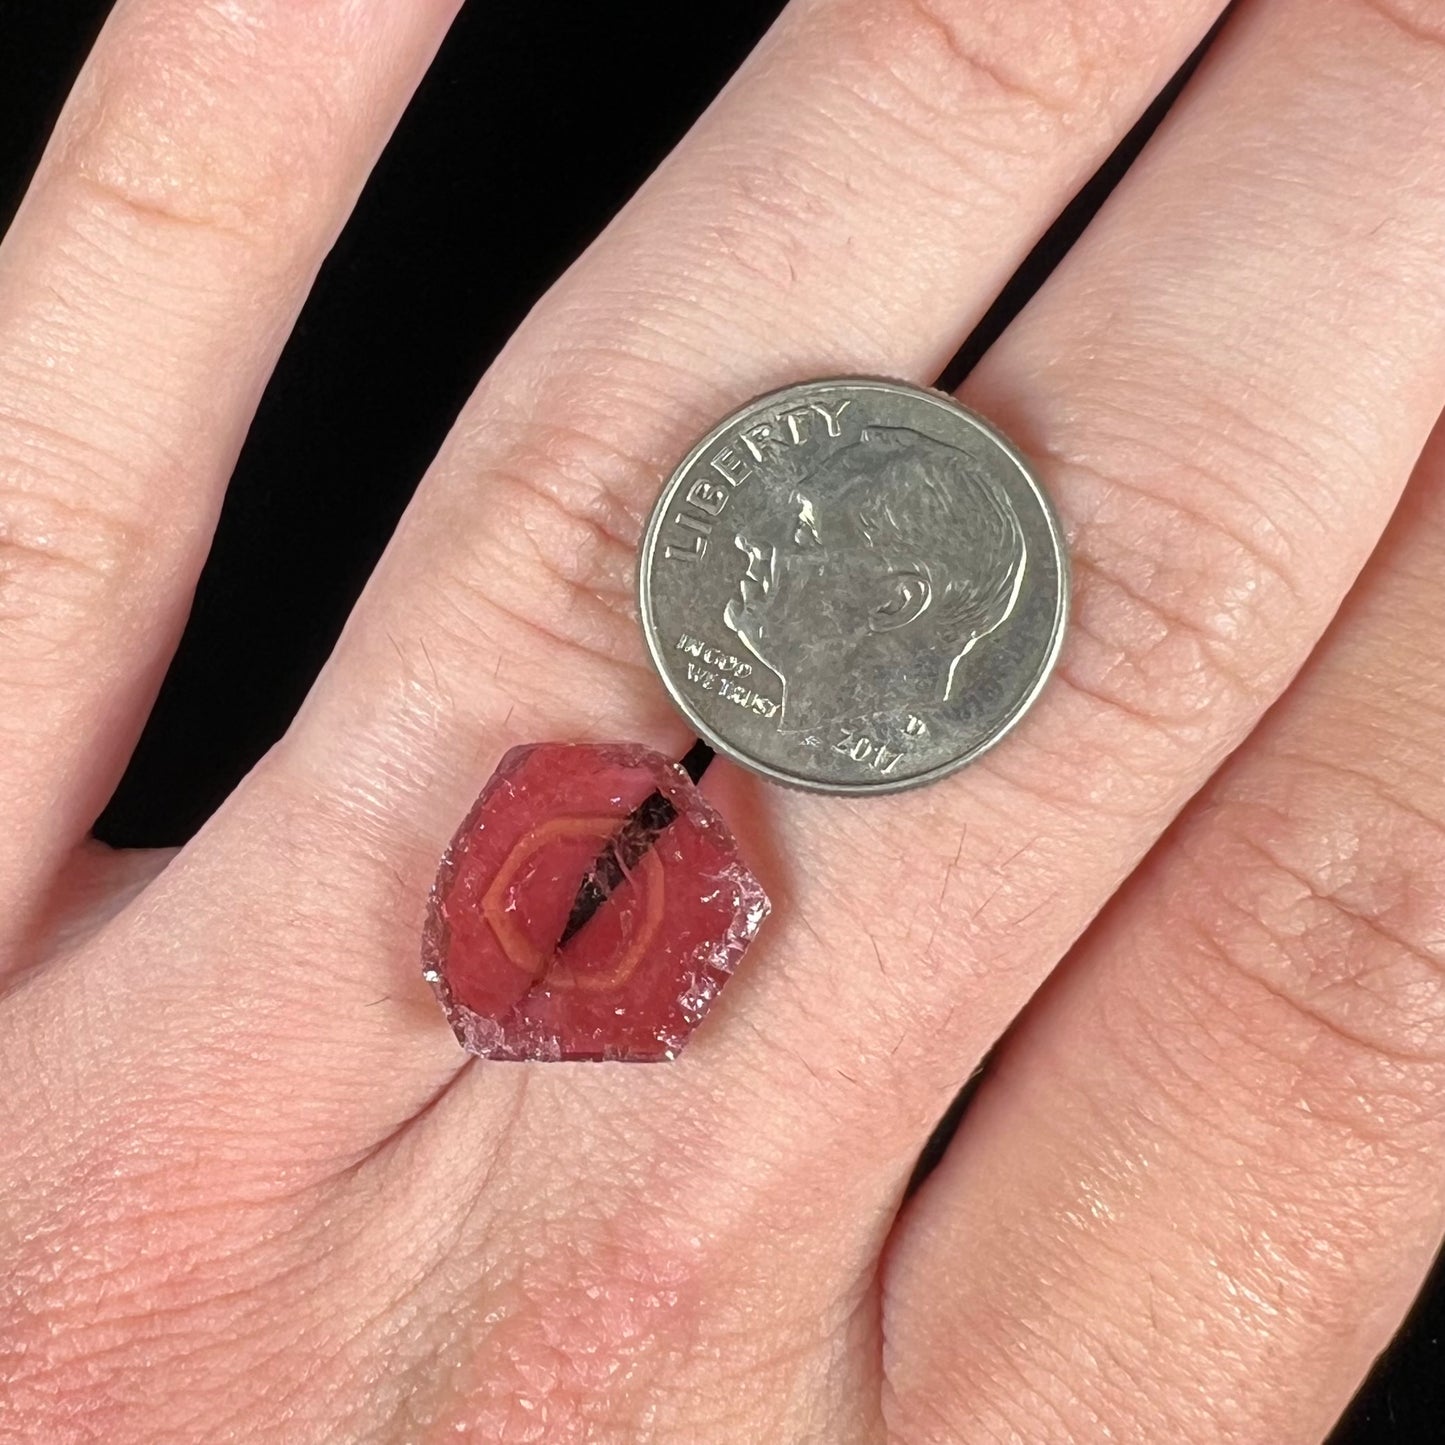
[3,0,1445,1440]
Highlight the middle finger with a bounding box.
[395,0,1445,1288]
[339,1,1445,1422]
[55,0,1224,1147]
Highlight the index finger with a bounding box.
[0,0,460,955]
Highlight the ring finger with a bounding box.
[883,417,1445,1444]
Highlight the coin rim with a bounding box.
[637,376,1070,795]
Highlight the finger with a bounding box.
[881,418,1445,1444]
[26,0,1226,1139]
[0,0,461,946]
[706,0,1445,1155]
[368,0,1445,1398]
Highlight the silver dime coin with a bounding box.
[638,378,1068,794]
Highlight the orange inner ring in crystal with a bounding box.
[480,815,666,992]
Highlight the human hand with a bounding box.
[4,1,1445,1441]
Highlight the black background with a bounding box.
[1,1,1441,1439]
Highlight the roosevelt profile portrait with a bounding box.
[723,424,1027,733]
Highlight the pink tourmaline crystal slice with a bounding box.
[423,742,769,1062]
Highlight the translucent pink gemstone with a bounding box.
[422,742,769,1062]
